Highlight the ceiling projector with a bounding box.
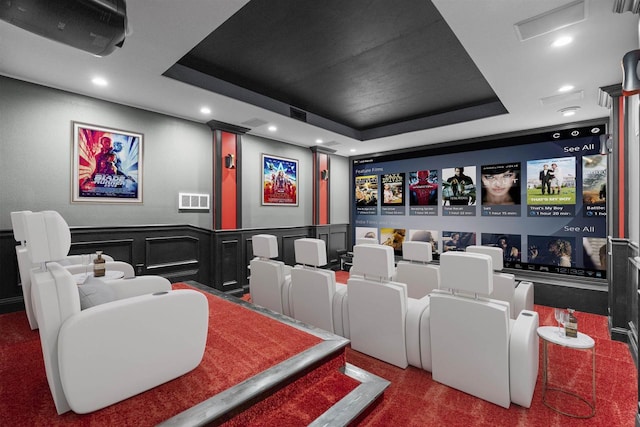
[0,0,127,56]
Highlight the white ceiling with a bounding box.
[0,0,638,157]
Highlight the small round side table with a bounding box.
[537,325,596,418]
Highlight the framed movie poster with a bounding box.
[262,154,298,206]
[72,122,143,203]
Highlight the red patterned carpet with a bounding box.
[1,276,636,426]
[349,306,636,426]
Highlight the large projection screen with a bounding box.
[351,123,608,281]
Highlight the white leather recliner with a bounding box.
[290,238,349,338]
[430,251,539,408]
[393,241,440,299]
[249,234,292,316]
[23,210,209,415]
[465,245,534,319]
[11,210,135,330]
[347,244,430,369]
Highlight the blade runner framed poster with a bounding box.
[72,122,143,203]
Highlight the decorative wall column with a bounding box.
[600,84,638,347]
[208,120,248,230]
[311,146,335,225]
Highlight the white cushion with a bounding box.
[466,245,504,271]
[439,251,493,295]
[430,292,512,408]
[24,211,72,264]
[402,241,432,262]
[347,276,409,368]
[249,257,289,315]
[290,266,335,332]
[252,234,279,259]
[77,277,117,310]
[11,210,31,242]
[294,238,327,267]
[353,244,395,279]
[394,261,440,299]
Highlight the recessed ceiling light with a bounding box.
[268,125,277,132]
[316,139,323,144]
[559,106,580,117]
[350,149,356,153]
[552,36,573,47]
[558,85,574,92]
[200,107,211,114]
[91,77,108,87]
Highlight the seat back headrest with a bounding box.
[402,241,432,262]
[466,245,504,271]
[355,237,379,246]
[294,238,327,267]
[10,210,32,243]
[352,244,395,279]
[24,211,72,264]
[252,234,278,259]
[439,251,493,295]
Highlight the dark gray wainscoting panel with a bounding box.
[0,230,21,313]
[215,226,314,298]
[0,223,354,313]
[282,233,309,266]
[0,225,213,314]
[145,235,200,282]
[220,237,241,291]
[315,224,348,266]
[532,282,607,316]
[68,225,212,284]
[69,238,134,265]
[211,224,348,298]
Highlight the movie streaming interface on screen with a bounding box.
[351,125,607,280]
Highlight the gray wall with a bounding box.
[240,134,350,227]
[241,134,313,227]
[242,135,349,228]
[330,154,350,223]
[0,76,350,230]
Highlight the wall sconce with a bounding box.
[599,134,612,155]
[225,153,235,169]
[622,49,640,96]
[320,169,329,181]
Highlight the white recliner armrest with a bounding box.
[104,275,172,300]
[281,274,292,317]
[283,265,292,277]
[419,304,432,371]
[513,281,534,316]
[405,295,430,369]
[492,273,516,318]
[333,284,349,338]
[508,309,539,408]
[58,289,208,414]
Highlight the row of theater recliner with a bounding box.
[249,235,539,409]
[11,211,209,416]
